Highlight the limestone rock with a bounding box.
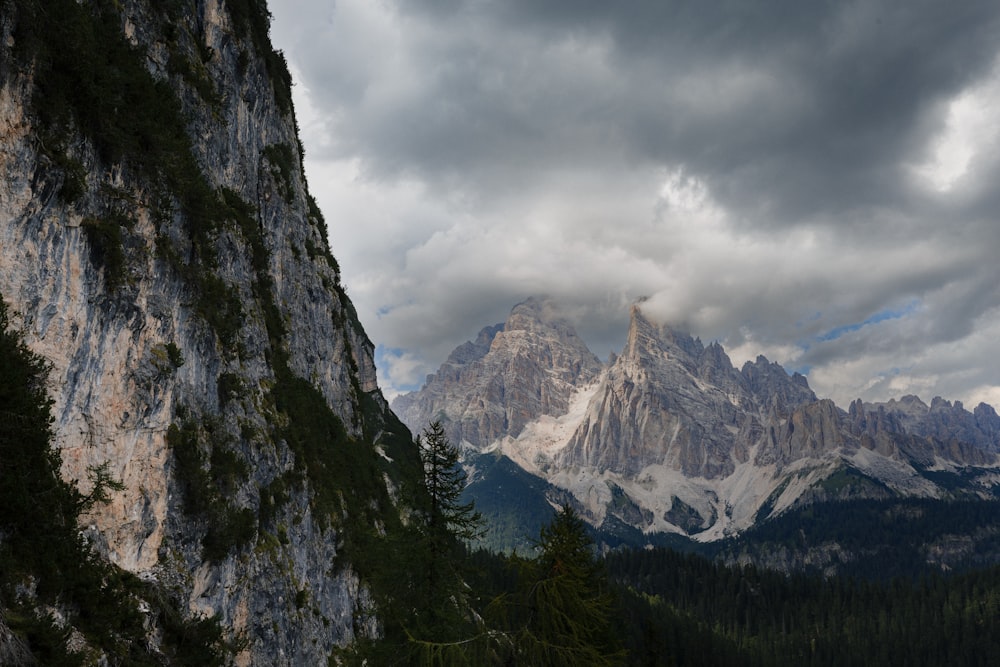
[1,2,413,663]
[421,300,1000,544]
[392,296,603,447]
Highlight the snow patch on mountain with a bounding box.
[499,381,601,474]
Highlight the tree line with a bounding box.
[342,421,626,665]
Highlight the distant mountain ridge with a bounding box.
[392,298,1000,549]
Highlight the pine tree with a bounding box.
[421,420,482,547]
[498,505,625,666]
[394,421,486,663]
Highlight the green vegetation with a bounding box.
[606,546,1000,666]
[165,417,256,562]
[409,422,483,649]
[490,506,625,666]
[461,452,560,554]
[224,0,294,114]
[346,427,623,666]
[713,497,1000,579]
[7,0,316,349]
[81,215,129,291]
[263,143,297,201]
[165,341,185,369]
[166,39,221,108]
[355,439,1000,666]
[217,371,243,406]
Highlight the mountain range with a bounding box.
[393,297,1000,551]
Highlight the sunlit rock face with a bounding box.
[1,2,403,663]
[393,296,604,447]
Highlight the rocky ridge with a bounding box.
[393,296,603,448]
[394,300,1000,543]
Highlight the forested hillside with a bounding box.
[606,547,1000,666]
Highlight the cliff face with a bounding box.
[1,1,415,664]
[559,305,818,478]
[556,307,998,536]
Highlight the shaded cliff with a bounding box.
[1,0,420,663]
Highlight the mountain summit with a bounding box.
[558,304,817,479]
[393,296,603,447]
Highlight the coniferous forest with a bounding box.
[337,424,1000,666]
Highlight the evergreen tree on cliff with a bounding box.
[410,422,483,652]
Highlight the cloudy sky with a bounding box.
[268,0,1000,410]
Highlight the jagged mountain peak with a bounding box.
[443,322,503,367]
[625,302,705,363]
[861,393,1000,454]
[508,294,560,325]
[392,297,603,448]
[496,296,594,355]
[741,354,817,412]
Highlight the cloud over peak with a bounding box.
[271,0,1000,410]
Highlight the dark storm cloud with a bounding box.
[299,0,1000,224]
[269,0,1000,408]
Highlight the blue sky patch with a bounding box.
[816,300,919,343]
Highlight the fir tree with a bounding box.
[420,420,482,547]
[495,505,625,666]
[393,421,486,664]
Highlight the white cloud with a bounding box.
[913,56,1000,192]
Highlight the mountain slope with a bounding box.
[1,1,420,663]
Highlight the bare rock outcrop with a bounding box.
[1,2,413,663]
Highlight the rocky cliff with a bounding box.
[1,1,418,664]
[559,305,817,479]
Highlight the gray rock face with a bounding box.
[1,2,408,664]
[861,395,1000,453]
[392,296,604,447]
[559,305,819,478]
